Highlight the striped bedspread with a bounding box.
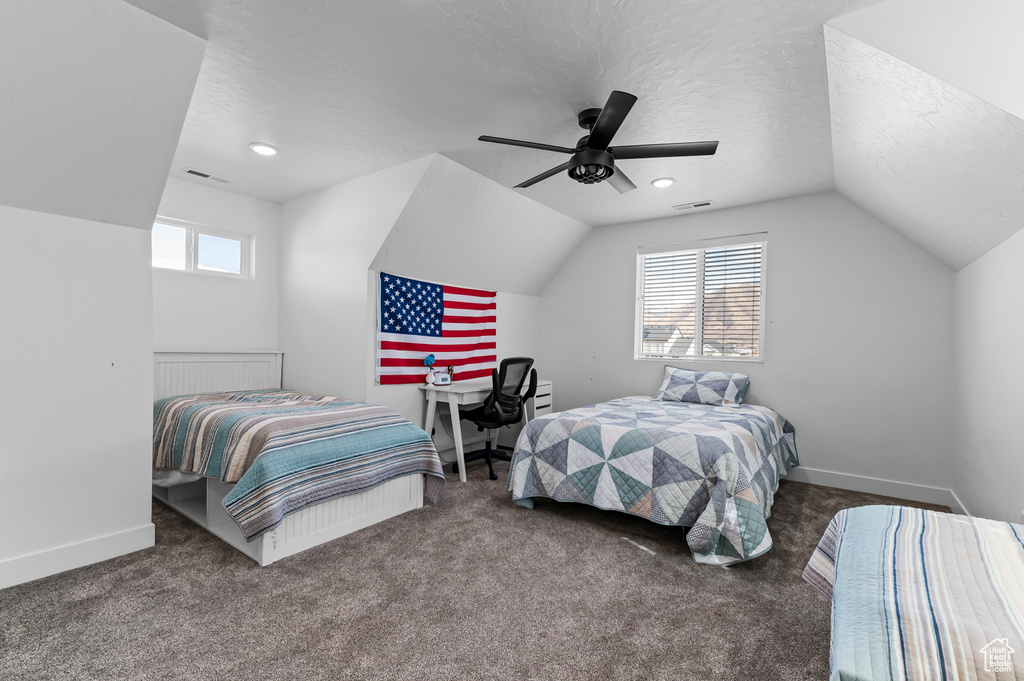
[154,390,444,540]
[804,505,1024,680]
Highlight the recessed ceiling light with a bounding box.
[248,142,279,156]
[651,177,674,188]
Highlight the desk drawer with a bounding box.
[530,381,553,401]
[529,380,553,417]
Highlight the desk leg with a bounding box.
[448,392,467,483]
[424,393,437,434]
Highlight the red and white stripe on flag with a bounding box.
[376,271,497,385]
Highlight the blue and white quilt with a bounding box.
[804,506,1024,679]
[507,396,797,565]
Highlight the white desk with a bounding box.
[419,378,553,483]
[419,379,492,483]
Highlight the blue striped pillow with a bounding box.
[653,366,750,406]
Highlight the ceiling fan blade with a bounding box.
[586,90,638,150]
[609,141,719,159]
[606,167,637,194]
[515,162,571,189]
[478,135,575,155]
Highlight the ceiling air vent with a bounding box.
[184,168,230,184]
[672,200,713,211]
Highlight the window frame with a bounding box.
[634,232,767,363]
[152,216,252,280]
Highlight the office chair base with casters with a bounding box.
[451,433,512,481]
[457,357,537,481]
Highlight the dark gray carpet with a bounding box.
[0,463,948,681]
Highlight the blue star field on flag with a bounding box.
[379,273,443,337]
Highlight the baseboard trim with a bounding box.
[948,489,972,517]
[0,523,155,590]
[785,467,969,515]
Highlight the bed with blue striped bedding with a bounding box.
[804,505,1024,680]
[154,390,445,540]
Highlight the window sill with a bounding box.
[635,355,765,365]
[153,266,250,281]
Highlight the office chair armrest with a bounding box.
[482,368,500,412]
[522,368,538,402]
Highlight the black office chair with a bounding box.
[456,357,538,480]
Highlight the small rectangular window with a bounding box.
[636,234,766,361]
[197,233,242,275]
[152,222,187,271]
[152,218,250,279]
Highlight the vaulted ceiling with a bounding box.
[125,0,1024,270]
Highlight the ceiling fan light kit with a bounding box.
[567,148,615,184]
[479,90,718,194]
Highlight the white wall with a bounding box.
[539,192,956,492]
[153,178,281,351]
[0,206,155,588]
[953,227,1024,522]
[0,0,203,589]
[280,157,434,401]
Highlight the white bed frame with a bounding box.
[152,351,425,566]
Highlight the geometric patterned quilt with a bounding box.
[507,396,798,565]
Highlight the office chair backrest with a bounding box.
[491,357,535,420]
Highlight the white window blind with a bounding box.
[636,236,765,360]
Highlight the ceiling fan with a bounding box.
[478,90,718,194]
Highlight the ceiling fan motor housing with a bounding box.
[568,148,615,184]
[577,107,603,130]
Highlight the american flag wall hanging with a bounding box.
[376,272,497,385]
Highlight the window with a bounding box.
[636,233,766,361]
[151,218,250,278]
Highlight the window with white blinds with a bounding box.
[636,235,766,360]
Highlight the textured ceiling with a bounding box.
[128,0,852,226]
[826,26,1024,270]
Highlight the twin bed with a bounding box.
[805,505,1024,679]
[152,352,444,565]
[507,365,798,565]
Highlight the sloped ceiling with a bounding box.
[371,155,590,296]
[124,0,851,228]
[118,0,1024,271]
[825,23,1024,269]
[0,0,205,230]
[828,0,1024,122]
